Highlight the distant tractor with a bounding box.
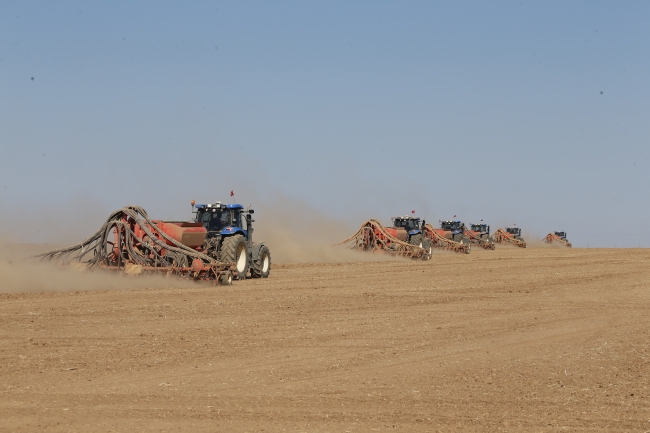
[466,223,496,250]
[492,226,527,248]
[439,220,471,247]
[193,201,271,279]
[506,227,525,242]
[543,231,572,248]
[389,216,431,252]
[337,215,432,260]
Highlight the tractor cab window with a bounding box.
[442,221,460,231]
[395,219,419,231]
[406,219,419,231]
[198,209,232,231]
[231,209,242,229]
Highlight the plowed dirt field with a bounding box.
[1,247,649,432]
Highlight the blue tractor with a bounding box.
[440,220,471,246]
[192,201,271,280]
[506,227,525,242]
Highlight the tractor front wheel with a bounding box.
[220,235,249,280]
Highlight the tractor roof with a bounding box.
[195,202,244,210]
[393,215,420,220]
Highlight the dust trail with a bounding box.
[0,244,205,294]
[0,194,401,294]
[254,195,400,264]
[0,195,111,245]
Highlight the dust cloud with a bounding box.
[0,195,397,294]
[0,244,205,294]
[254,195,399,264]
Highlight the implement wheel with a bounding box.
[219,272,233,286]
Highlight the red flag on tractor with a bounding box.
[230,190,234,197]
[411,210,415,214]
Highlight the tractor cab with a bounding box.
[441,220,464,234]
[470,223,490,235]
[193,202,246,238]
[392,216,422,233]
[506,227,521,237]
[554,231,567,239]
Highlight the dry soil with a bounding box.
[1,247,649,432]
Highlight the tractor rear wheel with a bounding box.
[422,239,432,260]
[220,235,249,280]
[251,245,271,278]
[409,234,423,248]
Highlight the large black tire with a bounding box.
[409,234,423,248]
[453,233,463,243]
[251,245,271,278]
[220,235,249,280]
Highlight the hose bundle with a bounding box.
[35,206,234,282]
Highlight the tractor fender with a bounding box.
[408,229,421,235]
[251,242,267,260]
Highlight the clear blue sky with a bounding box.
[1,1,648,247]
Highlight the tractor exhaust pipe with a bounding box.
[246,210,254,249]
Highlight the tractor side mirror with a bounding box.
[248,209,254,214]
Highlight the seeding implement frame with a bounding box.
[422,224,471,254]
[492,228,528,248]
[337,219,431,260]
[464,228,496,250]
[36,206,236,284]
[543,232,573,248]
